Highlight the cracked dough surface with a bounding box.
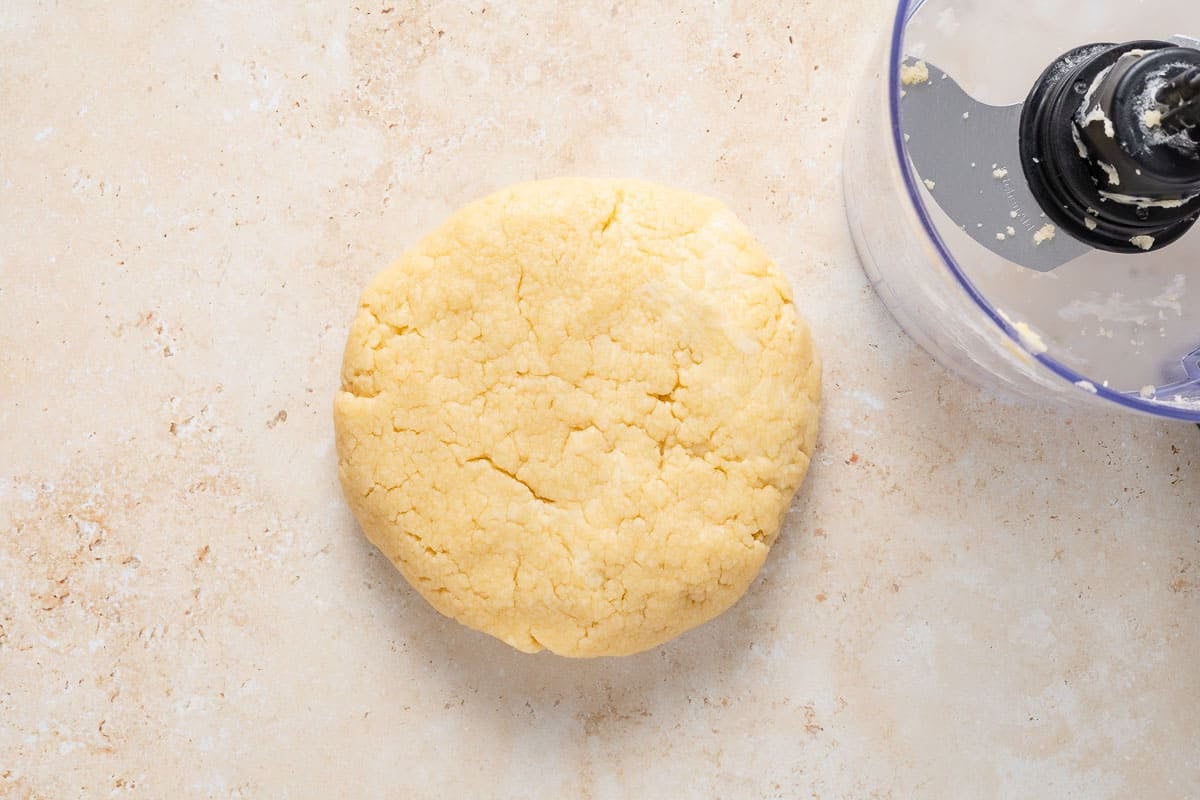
[334,178,821,657]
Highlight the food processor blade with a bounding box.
[900,62,1090,272]
[901,34,1200,274]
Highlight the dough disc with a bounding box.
[334,178,820,657]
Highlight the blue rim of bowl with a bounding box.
[888,0,1200,421]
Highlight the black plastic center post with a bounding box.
[1019,40,1200,253]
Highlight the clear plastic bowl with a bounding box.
[845,0,1200,421]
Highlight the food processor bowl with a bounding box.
[845,0,1200,421]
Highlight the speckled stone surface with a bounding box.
[2,2,1198,798]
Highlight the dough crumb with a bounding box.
[1130,234,1155,251]
[1083,105,1116,138]
[900,60,930,85]
[1143,109,1163,128]
[1098,162,1120,186]
[923,178,936,190]
[992,167,1008,179]
[1074,380,1098,394]
[997,309,1047,355]
[1014,321,1048,355]
[1033,224,1056,245]
[1139,385,1157,399]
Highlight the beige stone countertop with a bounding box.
[2,2,1198,798]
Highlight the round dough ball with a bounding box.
[334,178,820,657]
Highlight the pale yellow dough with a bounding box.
[333,178,821,657]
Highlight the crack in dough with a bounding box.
[333,178,821,657]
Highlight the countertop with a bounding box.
[2,2,1198,798]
